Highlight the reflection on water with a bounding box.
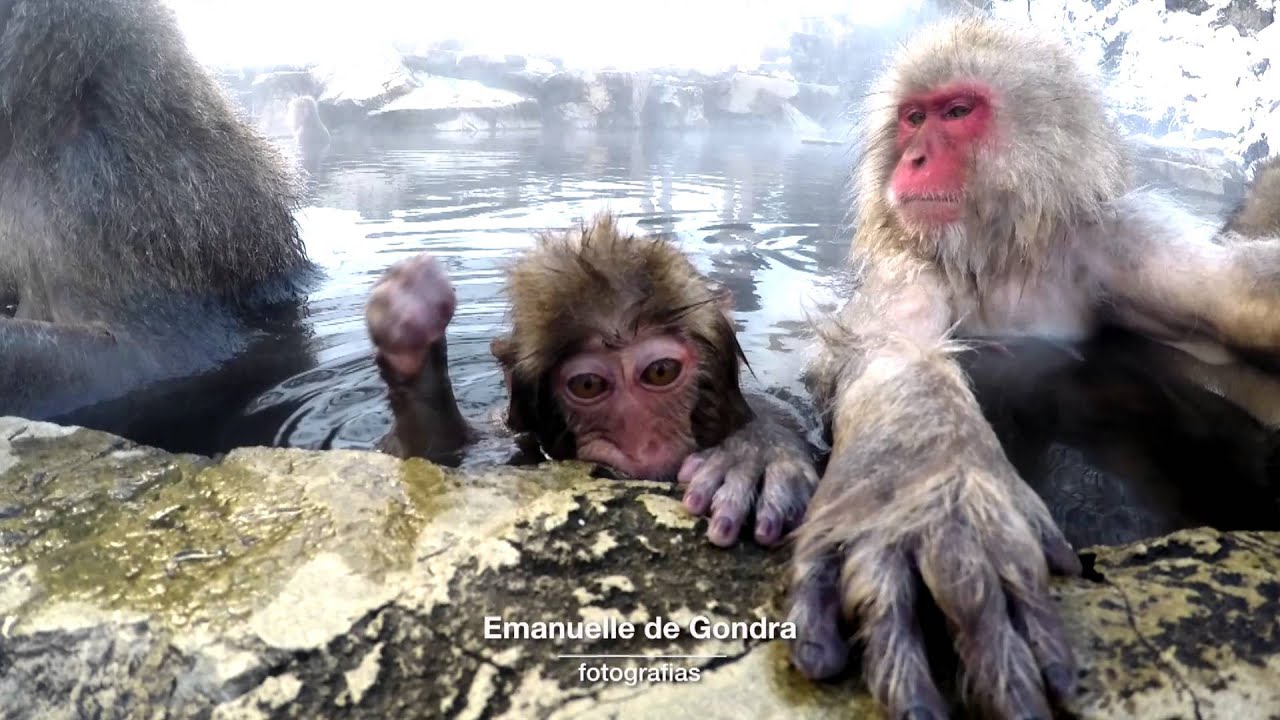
[233,128,1235,461]
[239,129,856,457]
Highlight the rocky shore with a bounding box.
[2,416,1279,718]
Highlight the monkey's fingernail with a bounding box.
[792,640,845,679]
[709,516,738,545]
[1044,663,1076,699]
[754,515,780,545]
[682,491,706,514]
[902,708,937,720]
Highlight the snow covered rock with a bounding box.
[989,0,1277,198]
[367,75,539,132]
[538,71,613,129]
[1131,137,1248,200]
[714,73,800,116]
[646,80,707,130]
[312,44,418,114]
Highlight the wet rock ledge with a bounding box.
[1,416,1278,719]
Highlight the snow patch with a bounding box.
[370,76,527,115]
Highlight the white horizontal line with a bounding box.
[557,654,726,659]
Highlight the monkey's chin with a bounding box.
[896,199,964,228]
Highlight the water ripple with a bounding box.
[239,129,854,451]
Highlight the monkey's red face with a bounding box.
[554,332,700,480]
[889,83,993,229]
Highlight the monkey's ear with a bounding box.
[491,336,515,365]
[691,314,755,449]
[490,336,517,393]
[503,372,577,461]
[504,375,537,434]
[492,334,531,431]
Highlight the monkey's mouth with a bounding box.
[897,194,965,225]
[578,439,686,482]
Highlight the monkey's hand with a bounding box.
[365,253,457,385]
[788,421,1082,719]
[677,401,820,547]
[366,253,472,462]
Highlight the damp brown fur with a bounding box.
[495,211,755,457]
[367,211,820,546]
[788,15,1280,720]
[1226,156,1280,237]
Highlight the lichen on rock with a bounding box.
[1,416,1279,719]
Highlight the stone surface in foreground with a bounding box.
[0,417,1278,719]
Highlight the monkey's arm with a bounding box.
[366,253,474,463]
[0,318,140,418]
[374,338,473,462]
[1225,156,1280,237]
[1090,188,1280,359]
[787,258,1081,720]
[677,392,820,547]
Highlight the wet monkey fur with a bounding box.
[788,17,1280,720]
[365,213,820,547]
[0,0,316,451]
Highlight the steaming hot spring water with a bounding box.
[207,128,1230,466]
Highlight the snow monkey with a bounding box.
[0,0,315,452]
[286,95,330,174]
[785,17,1280,720]
[365,212,820,547]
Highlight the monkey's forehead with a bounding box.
[505,313,707,382]
[884,18,1083,99]
[508,231,704,303]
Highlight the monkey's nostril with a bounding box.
[911,155,927,169]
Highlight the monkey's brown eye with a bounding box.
[641,359,683,387]
[567,373,609,400]
[906,110,926,126]
[944,104,972,119]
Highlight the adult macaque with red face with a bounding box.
[787,16,1280,720]
[365,212,819,547]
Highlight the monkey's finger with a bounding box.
[707,466,760,546]
[366,255,456,347]
[1016,489,1083,576]
[394,252,453,288]
[995,524,1077,706]
[366,294,452,351]
[679,452,730,516]
[918,529,1052,720]
[676,452,708,485]
[755,460,819,546]
[848,552,950,720]
[786,555,849,680]
[1036,516,1082,577]
[1006,587,1077,706]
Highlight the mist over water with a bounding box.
[164,0,924,71]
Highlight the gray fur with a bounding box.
[0,0,315,437]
